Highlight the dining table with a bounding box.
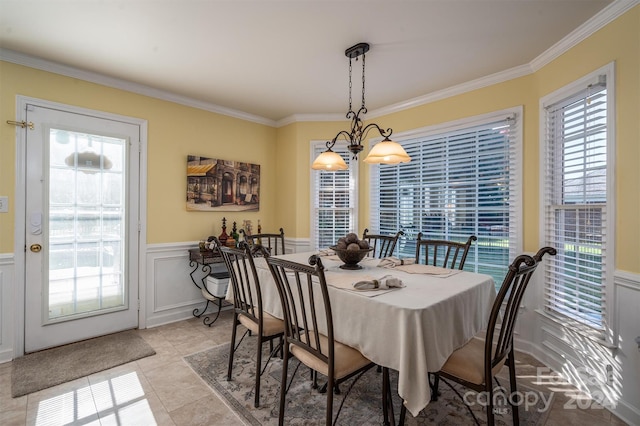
[228,251,496,417]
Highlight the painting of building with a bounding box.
[187,155,260,211]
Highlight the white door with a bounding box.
[24,103,141,353]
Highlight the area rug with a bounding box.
[11,330,156,397]
[185,340,553,425]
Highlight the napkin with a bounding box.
[377,256,416,268]
[318,248,335,256]
[352,275,405,291]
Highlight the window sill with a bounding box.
[535,309,617,350]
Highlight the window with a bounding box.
[370,109,522,287]
[542,65,614,334]
[310,142,358,250]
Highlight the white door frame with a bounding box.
[13,96,148,357]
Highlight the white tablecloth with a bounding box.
[229,252,496,416]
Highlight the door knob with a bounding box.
[30,244,42,253]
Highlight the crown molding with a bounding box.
[0,48,277,127]
[275,65,532,125]
[530,0,639,71]
[366,64,532,120]
[276,113,348,127]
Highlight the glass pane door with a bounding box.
[48,129,127,321]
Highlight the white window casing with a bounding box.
[539,62,615,343]
[310,141,358,250]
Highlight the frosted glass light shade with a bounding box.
[311,150,348,170]
[363,140,411,164]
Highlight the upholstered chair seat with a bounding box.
[438,337,506,386]
[289,331,372,380]
[238,311,285,337]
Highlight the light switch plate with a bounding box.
[0,196,8,213]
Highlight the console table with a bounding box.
[188,248,230,326]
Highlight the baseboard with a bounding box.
[612,399,640,426]
[0,348,13,364]
[145,304,233,329]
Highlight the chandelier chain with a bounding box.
[361,52,366,109]
[348,57,353,113]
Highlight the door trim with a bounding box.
[13,96,148,357]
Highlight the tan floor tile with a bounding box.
[545,404,611,426]
[144,360,211,412]
[158,326,208,348]
[96,388,175,426]
[173,337,218,357]
[25,377,100,426]
[0,393,27,415]
[0,361,27,425]
[138,327,173,347]
[155,320,196,332]
[135,343,182,374]
[0,409,28,426]
[0,361,12,376]
[168,395,244,426]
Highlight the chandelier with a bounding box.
[311,42,410,171]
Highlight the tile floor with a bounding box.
[0,309,629,425]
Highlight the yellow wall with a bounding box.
[282,5,639,273]
[0,62,277,250]
[275,120,351,237]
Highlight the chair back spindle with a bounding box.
[266,255,333,366]
[220,242,265,324]
[247,227,286,255]
[362,228,404,258]
[485,247,557,373]
[415,233,477,270]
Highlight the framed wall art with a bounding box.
[186,155,260,212]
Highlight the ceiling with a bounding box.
[0,0,614,123]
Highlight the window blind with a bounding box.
[370,113,520,287]
[543,82,608,331]
[311,143,357,250]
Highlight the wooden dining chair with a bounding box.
[362,228,405,258]
[246,227,286,255]
[265,254,385,426]
[414,233,477,270]
[219,242,285,408]
[398,246,557,426]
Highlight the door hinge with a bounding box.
[137,300,140,310]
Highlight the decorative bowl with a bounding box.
[329,245,374,270]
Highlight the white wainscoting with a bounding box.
[530,270,640,426]
[0,254,15,363]
[282,237,312,254]
[145,242,227,328]
[144,237,308,328]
